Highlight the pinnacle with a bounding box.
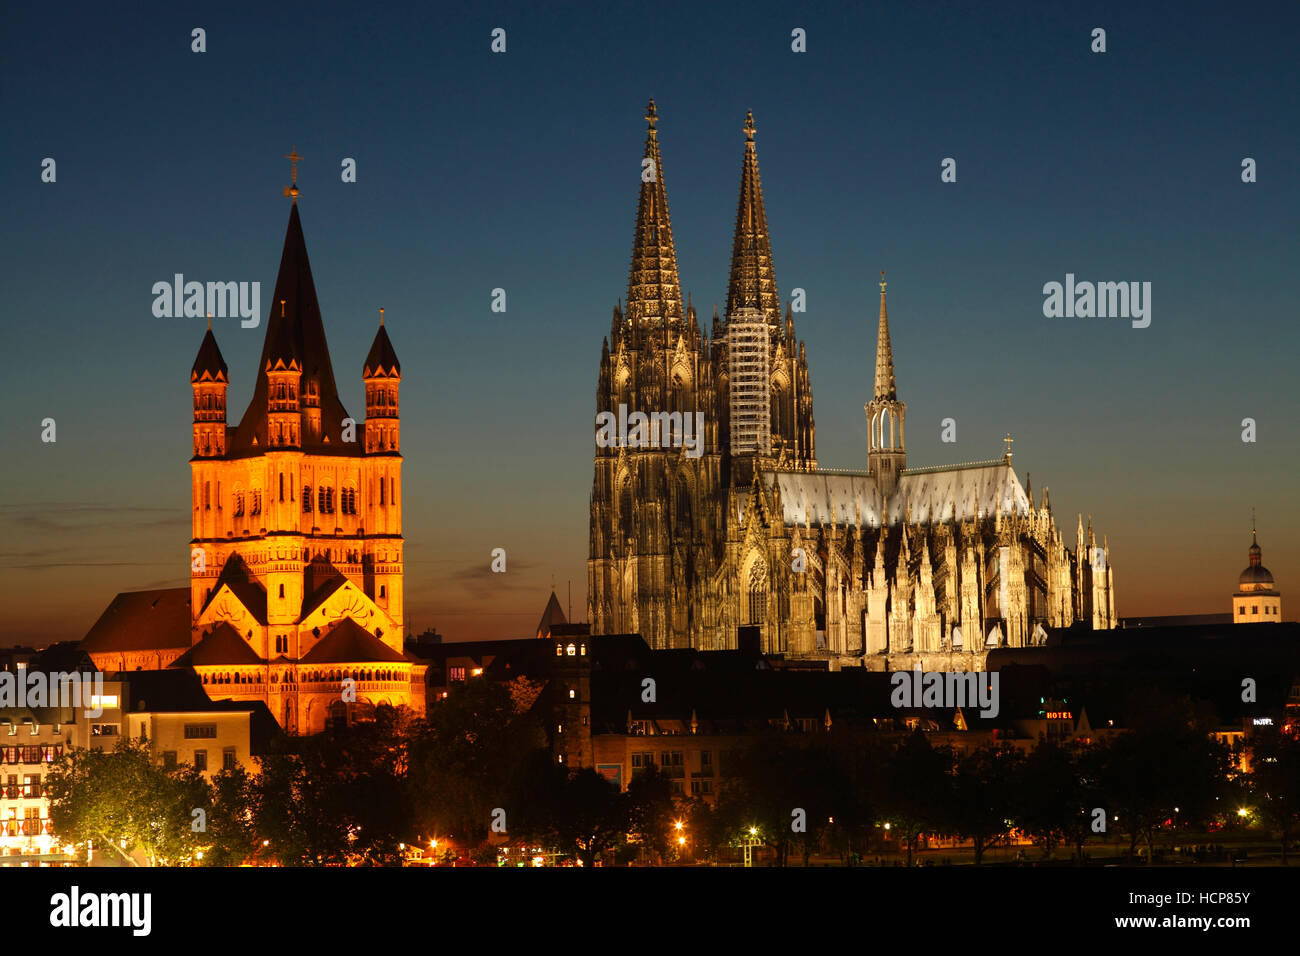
[873,271,897,402]
[726,111,780,327]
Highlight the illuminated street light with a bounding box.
[1238,807,1250,818]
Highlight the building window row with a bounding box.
[0,745,60,765]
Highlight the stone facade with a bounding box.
[589,103,1116,669]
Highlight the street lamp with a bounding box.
[742,827,761,867]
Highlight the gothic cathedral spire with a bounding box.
[866,272,906,497]
[726,110,780,328]
[625,99,683,338]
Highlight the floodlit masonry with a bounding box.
[588,102,1117,667]
[594,405,705,458]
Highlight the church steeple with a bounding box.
[873,271,897,401]
[625,99,683,337]
[865,272,906,495]
[230,194,351,454]
[726,110,780,328]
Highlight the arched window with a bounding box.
[745,557,767,625]
[619,477,635,540]
[302,486,312,512]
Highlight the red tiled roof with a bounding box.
[82,588,192,653]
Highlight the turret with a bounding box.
[363,309,401,454]
[191,320,228,458]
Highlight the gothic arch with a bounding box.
[741,550,768,625]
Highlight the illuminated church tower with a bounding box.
[184,154,419,733]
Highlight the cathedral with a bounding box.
[83,159,425,733]
[588,102,1117,670]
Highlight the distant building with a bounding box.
[1234,521,1282,623]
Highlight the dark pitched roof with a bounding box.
[198,555,268,625]
[171,623,264,667]
[228,203,356,457]
[300,619,406,664]
[535,590,567,640]
[191,328,228,382]
[300,563,350,620]
[363,323,400,377]
[82,588,192,653]
[30,642,97,674]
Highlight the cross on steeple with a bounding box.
[283,148,303,203]
[1003,432,1014,461]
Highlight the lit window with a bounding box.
[569,689,576,699]
[566,644,576,657]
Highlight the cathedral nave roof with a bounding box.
[762,460,1031,528]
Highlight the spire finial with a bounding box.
[1252,507,1257,544]
[1003,432,1014,461]
[879,270,887,295]
[283,148,302,203]
[206,312,212,331]
[645,99,658,132]
[379,306,384,327]
[744,109,756,145]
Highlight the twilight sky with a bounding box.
[2,0,1297,644]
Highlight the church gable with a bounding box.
[195,581,268,638]
[299,579,394,644]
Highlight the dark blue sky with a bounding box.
[3,0,1297,642]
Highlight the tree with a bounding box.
[1249,727,1300,864]
[558,769,628,866]
[406,676,547,851]
[202,764,256,866]
[1099,693,1231,863]
[1015,739,1076,859]
[253,710,415,866]
[45,738,209,866]
[625,764,676,864]
[879,730,954,866]
[949,745,1021,865]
